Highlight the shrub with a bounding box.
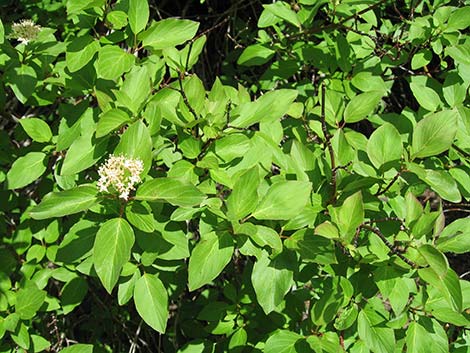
[1,0,470,352]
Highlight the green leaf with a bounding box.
[0,19,4,44]
[140,19,199,49]
[15,284,46,320]
[253,180,312,220]
[7,152,47,190]
[31,335,50,352]
[125,201,155,233]
[61,133,109,176]
[231,89,298,128]
[226,166,260,220]
[331,191,364,242]
[66,35,100,72]
[264,330,303,353]
[61,277,88,314]
[106,10,128,29]
[411,110,458,159]
[409,81,441,112]
[436,218,470,254]
[343,91,383,123]
[284,229,337,265]
[60,344,94,353]
[6,65,37,104]
[411,49,432,70]
[405,321,428,353]
[114,120,152,175]
[366,123,402,169]
[423,169,461,203]
[418,244,448,277]
[447,6,470,31]
[237,44,275,66]
[418,266,462,312]
[263,1,301,27]
[188,232,234,291]
[30,185,99,220]
[351,72,388,93]
[18,118,53,143]
[357,310,395,353]
[442,72,467,107]
[96,108,131,138]
[93,218,135,294]
[136,178,206,207]
[251,251,294,314]
[11,322,30,350]
[235,223,283,255]
[95,45,135,80]
[128,0,149,34]
[134,274,168,333]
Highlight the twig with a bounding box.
[291,0,389,39]
[443,208,470,214]
[452,144,470,159]
[177,74,199,121]
[129,320,143,353]
[375,170,402,196]
[360,224,417,268]
[320,83,337,204]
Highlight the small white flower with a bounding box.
[97,155,144,200]
[10,19,42,44]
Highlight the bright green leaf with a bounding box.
[114,120,152,175]
[30,185,99,220]
[237,44,275,66]
[136,178,206,207]
[343,91,383,123]
[93,218,135,293]
[411,110,458,159]
[253,180,312,220]
[226,166,260,220]
[19,118,53,143]
[134,273,168,333]
[15,284,46,320]
[95,45,135,80]
[251,251,294,314]
[96,108,131,138]
[128,0,149,34]
[7,152,47,190]
[367,123,402,169]
[140,19,199,49]
[188,232,233,291]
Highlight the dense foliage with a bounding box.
[1,0,470,352]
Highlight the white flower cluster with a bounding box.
[97,155,144,200]
[10,19,42,44]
